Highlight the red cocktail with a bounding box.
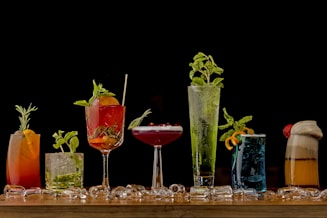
[132,125,183,191]
[85,104,125,196]
[132,126,183,147]
[86,105,125,154]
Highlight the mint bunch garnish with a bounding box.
[189,52,224,87]
[73,79,116,106]
[52,130,79,153]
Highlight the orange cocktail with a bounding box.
[6,132,41,188]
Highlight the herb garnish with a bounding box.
[52,130,79,153]
[189,52,224,87]
[73,80,116,106]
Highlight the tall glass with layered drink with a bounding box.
[284,120,323,188]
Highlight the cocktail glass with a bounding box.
[131,125,183,194]
[6,133,41,189]
[284,120,323,188]
[45,152,84,190]
[85,104,126,198]
[231,134,267,193]
[188,85,221,188]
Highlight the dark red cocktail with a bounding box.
[132,125,183,191]
[131,126,183,147]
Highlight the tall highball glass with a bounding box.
[188,85,221,187]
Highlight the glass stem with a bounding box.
[102,152,110,190]
[152,146,163,189]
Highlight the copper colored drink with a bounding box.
[6,133,41,188]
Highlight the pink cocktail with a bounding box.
[132,125,183,190]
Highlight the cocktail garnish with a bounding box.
[73,79,117,106]
[15,103,38,132]
[52,130,79,153]
[127,108,152,130]
[218,107,254,151]
[283,124,293,138]
[189,52,224,87]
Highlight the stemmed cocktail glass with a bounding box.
[85,104,126,198]
[131,124,183,194]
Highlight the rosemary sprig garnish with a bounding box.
[15,103,38,131]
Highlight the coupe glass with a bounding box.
[131,125,183,195]
[85,104,126,198]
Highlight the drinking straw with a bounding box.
[122,74,128,106]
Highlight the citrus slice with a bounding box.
[99,96,120,106]
[23,129,39,158]
[23,129,36,145]
[88,137,104,144]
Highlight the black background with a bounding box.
[1,4,326,190]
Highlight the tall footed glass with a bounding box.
[188,85,221,187]
[85,104,125,198]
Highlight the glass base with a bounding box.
[193,175,214,187]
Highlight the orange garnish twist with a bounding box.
[224,127,255,151]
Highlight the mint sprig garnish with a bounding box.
[52,130,79,153]
[189,52,224,87]
[218,107,253,141]
[73,79,116,106]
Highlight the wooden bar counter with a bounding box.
[1,196,327,218]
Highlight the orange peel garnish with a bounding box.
[242,127,255,134]
[225,136,239,151]
[224,128,255,151]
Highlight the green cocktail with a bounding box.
[188,85,221,187]
[187,52,224,187]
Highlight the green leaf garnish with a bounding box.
[52,130,79,153]
[189,52,224,87]
[73,79,116,106]
[218,107,253,142]
[127,108,152,130]
[15,103,38,131]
